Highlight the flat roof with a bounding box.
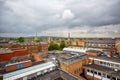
[48,51,86,64]
[63,47,87,53]
[60,52,86,64]
[86,39,115,44]
[86,50,101,52]
[19,42,48,45]
[89,55,120,63]
[84,64,120,78]
[3,61,55,80]
[37,69,79,80]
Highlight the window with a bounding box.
[74,70,77,74]
[98,72,101,76]
[115,65,119,68]
[100,61,103,65]
[91,70,93,73]
[94,71,97,75]
[94,60,98,63]
[104,62,106,65]
[112,77,116,80]
[87,69,90,72]
[107,75,110,79]
[111,64,114,67]
[77,69,79,73]
[74,71,76,74]
[107,63,110,67]
[102,73,106,77]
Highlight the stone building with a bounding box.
[59,52,88,80]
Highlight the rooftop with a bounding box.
[0,48,13,54]
[48,51,87,64]
[3,61,55,80]
[89,55,120,63]
[86,39,115,44]
[59,52,86,64]
[0,55,31,69]
[19,42,48,45]
[0,48,27,54]
[86,50,101,52]
[63,47,87,53]
[84,64,120,78]
[37,69,79,80]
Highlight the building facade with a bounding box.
[85,38,115,50]
[59,52,88,80]
[83,55,120,80]
[0,48,28,62]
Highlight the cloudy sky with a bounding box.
[0,0,120,37]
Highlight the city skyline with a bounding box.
[0,0,120,37]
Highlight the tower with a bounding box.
[47,36,51,44]
[34,32,38,41]
[68,33,70,40]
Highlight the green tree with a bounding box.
[60,40,66,50]
[17,37,25,43]
[34,39,40,42]
[48,42,60,51]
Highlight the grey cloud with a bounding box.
[0,0,120,37]
[66,0,120,26]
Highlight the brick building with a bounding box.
[115,40,120,54]
[71,40,85,47]
[1,61,80,80]
[0,48,28,62]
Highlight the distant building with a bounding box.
[71,40,85,47]
[115,40,120,53]
[47,36,52,44]
[85,38,115,51]
[20,42,48,54]
[65,33,71,46]
[0,41,9,48]
[33,32,39,42]
[68,33,70,40]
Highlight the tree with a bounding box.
[17,37,25,43]
[34,39,40,42]
[48,42,60,51]
[60,40,66,50]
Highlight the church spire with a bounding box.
[68,33,70,40]
[34,32,38,41]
